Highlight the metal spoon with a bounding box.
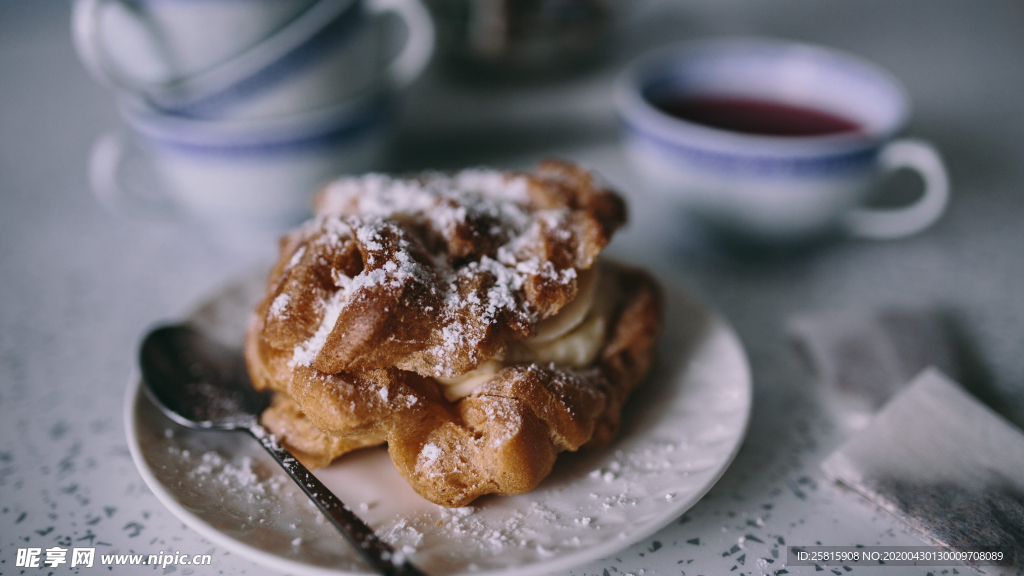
[139,324,425,576]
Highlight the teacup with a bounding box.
[90,94,393,239]
[72,0,434,119]
[615,38,949,241]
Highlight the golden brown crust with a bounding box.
[248,264,662,506]
[260,159,627,379]
[244,161,662,507]
[260,394,383,469]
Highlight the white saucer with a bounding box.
[125,268,751,576]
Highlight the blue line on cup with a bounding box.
[626,124,879,177]
[144,97,393,157]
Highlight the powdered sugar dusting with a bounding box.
[320,170,532,235]
[283,169,598,378]
[167,446,287,499]
[419,443,441,467]
[268,293,291,319]
[285,245,306,270]
[290,289,347,368]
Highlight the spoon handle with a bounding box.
[248,424,426,576]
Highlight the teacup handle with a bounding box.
[843,139,950,240]
[368,0,436,88]
[88,130,180,220]
[72,0,130,93]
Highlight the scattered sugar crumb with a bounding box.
[269,292,291,318]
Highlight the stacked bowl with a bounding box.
[74,0,434,235]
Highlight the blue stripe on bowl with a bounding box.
[146,97,391,157]
[627,124,879,177]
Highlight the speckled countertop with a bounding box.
[2,1,1023,575]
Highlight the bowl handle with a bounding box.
[88,131,181,221]
[369,0,436,88]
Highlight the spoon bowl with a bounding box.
[140,325,270,429]
[138,324,426,576]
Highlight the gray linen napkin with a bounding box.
[788,307,961,415]
[821,368,1024,569]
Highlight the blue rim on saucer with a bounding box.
[120,94,393,157]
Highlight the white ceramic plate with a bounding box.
[125,269,751,576]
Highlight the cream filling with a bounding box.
[435,357,505,401]
[527,264,599,343]
[436,263,618,401]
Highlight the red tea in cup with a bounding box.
[649,95,862,137]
